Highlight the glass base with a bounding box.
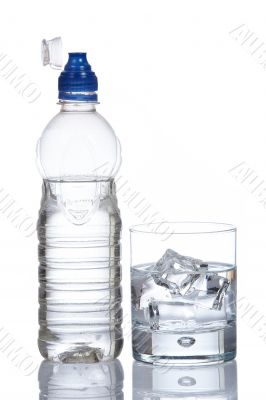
[132,325,236,365]
[133,351,236,365]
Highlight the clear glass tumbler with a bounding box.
[130,222,236,364]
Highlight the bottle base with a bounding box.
[38,337,123,363]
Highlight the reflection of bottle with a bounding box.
[37,50,123,361]
[133,360,237,399]
[39,360,124,400]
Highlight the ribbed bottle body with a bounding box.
[38,178,123,362]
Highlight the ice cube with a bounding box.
[151,249,207,296]
[136,276,171,329]
[151,271,180,294]
[179,263,208,296]
[147,298,159,330]
[139,276,172,306]
[210,276,230,310]
[191,273,230,310]
[155,249,203,273]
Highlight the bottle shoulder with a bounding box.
[42,110,115,136]
[37,110,121,180]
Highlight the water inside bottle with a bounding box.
[38,178,123,362]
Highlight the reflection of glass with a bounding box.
[133,360,237,399]
[130,222,237,364]
[39,360,124,400]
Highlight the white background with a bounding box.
[0,0,265,397]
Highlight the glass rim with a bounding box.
[129,221,236,235]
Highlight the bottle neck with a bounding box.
[60,102,96,112]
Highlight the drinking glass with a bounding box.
[130,222,236,364]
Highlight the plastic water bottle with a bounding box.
[39,359,124,399]
[37,51,123,362]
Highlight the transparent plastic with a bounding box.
[37,102,123,362]
[41,37,63,70]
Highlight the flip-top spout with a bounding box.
[41,37,63,70]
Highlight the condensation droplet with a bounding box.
[177,336,196,347]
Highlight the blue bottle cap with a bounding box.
[58,53,98,101]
